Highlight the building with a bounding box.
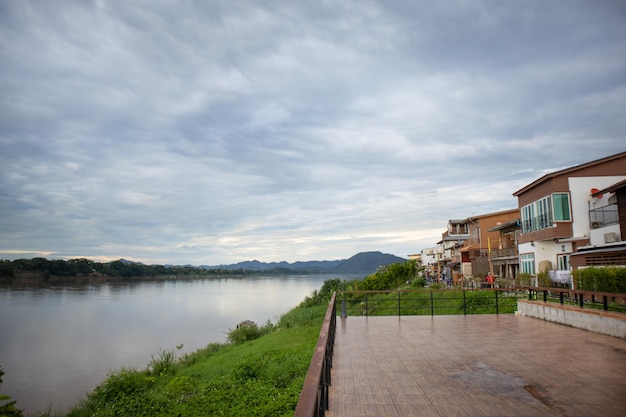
[437,219,471,282]
[420,245,441,281]
[458,209,520,279]
[512,151,626,286]
[569,179,626,269]
[487,218,521,280]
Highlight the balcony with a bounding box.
[522,213,552,234]
[589,204,618,229]
[490,247,518,260]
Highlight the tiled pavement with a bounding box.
[327,315,626,417]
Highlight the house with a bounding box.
[407,253,422,266]
[569,179,626,269]
[437,219,471,282]
[512,151,626,286]
[419,245,441,281]
[487,218,521,280]
[458,209,520,279]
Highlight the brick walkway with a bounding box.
[327,315,626,417]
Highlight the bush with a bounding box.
[299,278,348,307]
[361,261,417,290]
[574,267,626,293]
[226,321,272,345]
[0,366,24,417]
[516,273,533,286]
[149,349,176,376]
[537,269,551,287]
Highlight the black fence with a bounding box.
[524,286,626,314]
[339,288,520,317]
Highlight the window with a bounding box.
[521,253,535,275]
[557,255,570,271]
[552,193,571,221]
[521,193,571,233]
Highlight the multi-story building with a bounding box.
[487,218,521,280]
[512,151,626,286]
[434,219,471,282]
[458,209,520,279]
[569,179,626,269]
[419,246,440,280]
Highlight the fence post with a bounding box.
[430,291,434,316]
[341,299,347,318]
[463,290,467,315]
[397,291,401,317]
[495,290,499,315]
[603,295,608,311]
[579,293,584,308]
[365,293,368,317]
[559,291,564,304]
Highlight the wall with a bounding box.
[517,300,626,339]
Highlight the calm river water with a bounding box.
[0,274,347,415]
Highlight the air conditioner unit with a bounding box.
[604,232,620,243]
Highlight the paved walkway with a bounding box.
[327,315,626,417]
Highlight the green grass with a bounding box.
[63,303,328,417]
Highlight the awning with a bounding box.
[570,244,626,257]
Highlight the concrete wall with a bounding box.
[517,300,626,339]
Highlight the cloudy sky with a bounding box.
[1,1,625,265]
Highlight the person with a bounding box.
[486,273,494,287]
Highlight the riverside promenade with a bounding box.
[327,315,626,417]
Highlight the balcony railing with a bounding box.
[522,213,551,234]
[589,204,619,229]
[490,247,518,259]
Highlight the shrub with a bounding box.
[537,269,551,287]
[300,278,348,307]
[0,366,24,417]
[227,321,272,345]
[517,273,533,286]
[574,267,626,293]
[361,261,418,290]
[149,349,176,376]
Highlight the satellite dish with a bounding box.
[590,188,603,199]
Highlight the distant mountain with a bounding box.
[331,251,407,274]
[201,251,407,275]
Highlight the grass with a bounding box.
[61,303,328,417]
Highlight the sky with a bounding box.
[1,0,625,266]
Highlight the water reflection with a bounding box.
[0,275,344,415]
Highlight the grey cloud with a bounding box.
[1,0,625,264]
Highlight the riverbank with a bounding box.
[57,301,327,417]
[1,275,337,416]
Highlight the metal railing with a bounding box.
[522,213,551,233]
[524,286,626,314]
[339,289,520,316]
[294,292,337,417]
[589,204,619,229]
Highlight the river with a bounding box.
[0,274,352,415]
